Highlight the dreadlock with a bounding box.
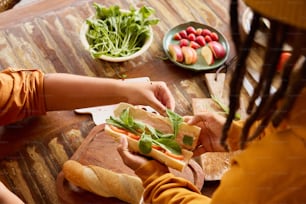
[221,0,261,149]
[222,0,306,150]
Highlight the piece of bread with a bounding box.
[62,160,144,204]
[105,102,201,171]
[199,151,241,180]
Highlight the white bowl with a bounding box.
[80,17,154,62]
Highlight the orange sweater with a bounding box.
[136,89,306,203]
[0,68,46,125]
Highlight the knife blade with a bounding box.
[75,104,117,125]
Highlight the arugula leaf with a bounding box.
[166,109,183,137]
[183,135,194,146]
[145,124,174,140]
[211,95,241,120]
[106,116,138,134]
[154,138,182,155]
[119,108,134,127]
[139,133,152,154]
[106,107,183,156]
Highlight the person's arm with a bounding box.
[117,137,211,204]
[135,161,211,204]
[0,68,175,125]
[43,73,175,114]
[0,182,24,204]
[0,68,46,125]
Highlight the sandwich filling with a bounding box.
[106,108,195,160]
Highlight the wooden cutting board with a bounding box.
[56,124,204,204]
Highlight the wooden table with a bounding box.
[0,0,259,203]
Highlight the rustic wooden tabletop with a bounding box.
[0,0,264,203]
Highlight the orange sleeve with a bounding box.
[226,120,244,151]
[226,120,265,151]
[136,160,211,204]
[0,68,46,125]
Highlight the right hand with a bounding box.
[124,81,176,116]
[117,136,149,171]
[184,112,227,156]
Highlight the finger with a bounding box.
[163,92,176,111]
[183,116,193,123]
[161,86,176,111]
[154,83,175,111]
[193,146,207,157]
[149,101,166,116]
[186,115,207,125]
[117,136,130,157]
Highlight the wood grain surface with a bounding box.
[56,124,204,204]
[0,0,261,203]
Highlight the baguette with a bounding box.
[105,102,201,171]
[62,160,144,204]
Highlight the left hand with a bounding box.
[184,112,227,156]
[124,81,175,115]
[117,136,149,171]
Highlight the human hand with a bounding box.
[117,136,149,171]
[124,81,175,115]
[184,112,227,156]
[0,182,24,204]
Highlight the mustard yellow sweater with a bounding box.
[0,68,46,125]
[136,89,306,203]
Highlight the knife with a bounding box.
[75,104,159,125]
[75,104,118,125]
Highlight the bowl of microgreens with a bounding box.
[80,3,159,62]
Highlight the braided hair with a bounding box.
[221,0,306,150]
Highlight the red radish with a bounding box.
[179,30,188,38]
[188,33,196,41]
[208,41,226,59]
[173,33,182,40]
[168,44,184,62]
[204,35,212,43]
[179,39,189,47]
[196,35,206,46]
[210,32,219,41]
[186,26,196,35]
[201,28,212,36]
[201,46,214,65]
[182,46,198,64]
[190,41,201,49]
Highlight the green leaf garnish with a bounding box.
[139,133,152,154]
[211,95,241,120]
[183,135,194,146]
[86,3,159,58]
[166,109,183,137]
[154,138,182,155]
[106,107,183,156]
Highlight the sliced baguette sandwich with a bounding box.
[105,102,201,171]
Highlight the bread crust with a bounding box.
[113,103,200,151]
[62,160,144,203]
